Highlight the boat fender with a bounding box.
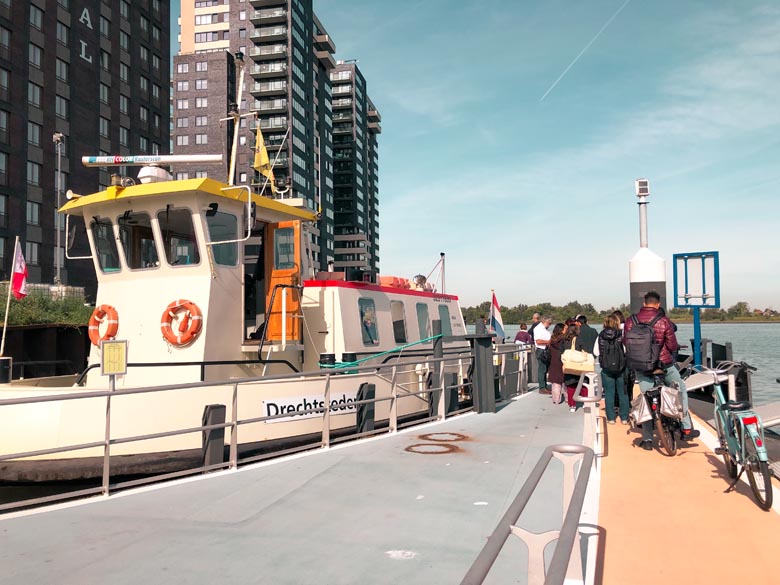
[88,304,119,346]
[160,300,203,347]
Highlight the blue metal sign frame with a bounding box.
[672,251,720,367]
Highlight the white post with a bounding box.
[227,52,246,186]
[281,287,287,344]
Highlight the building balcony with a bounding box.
[315,50,336,70]
[250,8,286,26]
[333,258,370,269]
[250,26,288,43]
[313,33,336,53]
[334,246,370,256]
[368,121,382,134]
[260,118,288,131]
[334,233,369,243]
[250,81,288,97]
[249,45,287,61]
[368,109,381,122]
[332,113,352,123]
[249,0,287,10]
[253,98,287,114]
[332,98,352,109]
[250,62,287,79]
[333,123,352,134]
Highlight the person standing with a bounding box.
[527,313,541,342]
[597,314,628,424]
[534,316,553,394]
[547,323,566,404]
[575,315,598,355]
[514,323,532,345]
[625,291,700,450]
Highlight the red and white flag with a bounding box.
[11,243,27,300]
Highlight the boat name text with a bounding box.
[263,392,358,423]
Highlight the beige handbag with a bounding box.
[561,337,595,374]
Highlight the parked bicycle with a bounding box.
[704,361,773,511]
[630,370,683,456]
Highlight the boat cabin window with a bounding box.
[90,216,121,273]
[206,211,238,266]
[437,305,453,337]
[273,227,295,269]
[157,207,200,266]
[390,300,407,343]
[416,303,431,341]
[118,212,159,270]
[358,298,379,346]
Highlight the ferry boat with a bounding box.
[0,154,471,481]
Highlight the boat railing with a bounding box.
[460,444,595,585]
[0,337,530,513]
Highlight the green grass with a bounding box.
[0,295,92,326]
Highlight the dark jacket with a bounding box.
[548,338,564,384]
[624,306,679,367]
[576,323,598,355]
[597,327,624,372]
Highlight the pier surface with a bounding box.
[0,394,584,585]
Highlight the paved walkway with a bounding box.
[598,405,780,584]
[0,393,586,585]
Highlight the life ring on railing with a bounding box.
[88,304,119,346]
[160,299,203,347]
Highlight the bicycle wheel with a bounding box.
[745,438,773,511]
[655,417,677,456]
[715,415,738,478]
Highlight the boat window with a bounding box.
[157,207,200,266]
[358,298,379,346]
[206,211,238,266]
[390,300,407,344]
[437,304,453,337]
[118,212,159,270]
[416,303,431,341]
[90,216,121,273]
[274,227,295,270]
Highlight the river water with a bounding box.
[480,322,780,405]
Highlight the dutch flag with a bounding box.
[489,291,505,339]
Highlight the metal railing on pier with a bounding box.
[0,335,532,513]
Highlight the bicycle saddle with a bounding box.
[720,400,752,412]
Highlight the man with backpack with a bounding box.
[624,291,699,450]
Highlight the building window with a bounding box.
[176,80,189,91]
[101,50,110,70]
[152,83,160,100]
[152,54,160,70]
[30,5,43,30]
[195,134,207,145]
[55,95,69,119]
[176,172,189,180]
[119,94,129,114]
[153,113,160,129]
[195,116,207,126]
[140,76,149,92]
[100,16,110,37]
[139,106,149,123]
[120,126,129,146]
[140,16,149,33]
[28,82,42,108]
[25,242,39,265]
[139,136,148,151]
[177,99,189,110]
[99,83,110,104]
[196,97,208,108]
[152,26,160,43]
[195,79,207,90]
[196,61,207,72]
[29,44,42,68]
[176,117,189,128]
[26,201,41,225]
[56,59,69,82]
[27,161,41,185]
[176,63,188,74]
[120,30,129,50]
[176,135,189,146]
[120,62,129,81]
[57,21,70,45]
[0,153,6,186]
[99,117,110,138]
[140,46,149,63]
[27,121,41,146]
[120,0,129,19]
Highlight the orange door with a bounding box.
[264,221,301,342]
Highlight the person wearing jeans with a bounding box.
[534,316,552,393]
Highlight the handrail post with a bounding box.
[430,321,443,418]
[229,383,238,468]
[467,334,495,414]
[102,375,114,496]
[281,287,287,345]
[390,365,398,432]
[322,373,331,448]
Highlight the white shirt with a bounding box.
[534,325,551,348]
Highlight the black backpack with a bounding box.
[599,335,626,374]
[624,314,662,372]
[528,321,540,342]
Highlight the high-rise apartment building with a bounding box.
[331,61,381,275]
[173,0,380,275]
[0,0,170,297]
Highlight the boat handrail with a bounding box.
[320,334,444,369]
[460,444,595,585]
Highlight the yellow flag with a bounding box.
[253,123,276,194]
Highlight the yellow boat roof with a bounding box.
[59,178,317,223]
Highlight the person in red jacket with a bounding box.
[625,291,700,450]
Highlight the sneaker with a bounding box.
[641,440,653,451]
[569,406,576,412]
[539,388,552,395]
[620,419,629,425]
[607,420,617,425]
[681,429,701,440]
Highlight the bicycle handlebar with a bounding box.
[689,360,756,376]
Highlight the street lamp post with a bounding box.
[52,132,63,286]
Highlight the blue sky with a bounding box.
[174,1,780,310]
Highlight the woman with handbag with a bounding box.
[547,323,566,404]
[561,325,593,411]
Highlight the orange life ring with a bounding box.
[160,299,203,347]
[88,304,119,346]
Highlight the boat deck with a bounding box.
[2,389,779,584]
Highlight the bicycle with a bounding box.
[701,361,773,511]
[630,370,682,456]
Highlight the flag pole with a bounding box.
[0,236,18,356]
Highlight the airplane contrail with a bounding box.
[540,0,633,101]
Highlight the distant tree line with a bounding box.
[461,300,780,325]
